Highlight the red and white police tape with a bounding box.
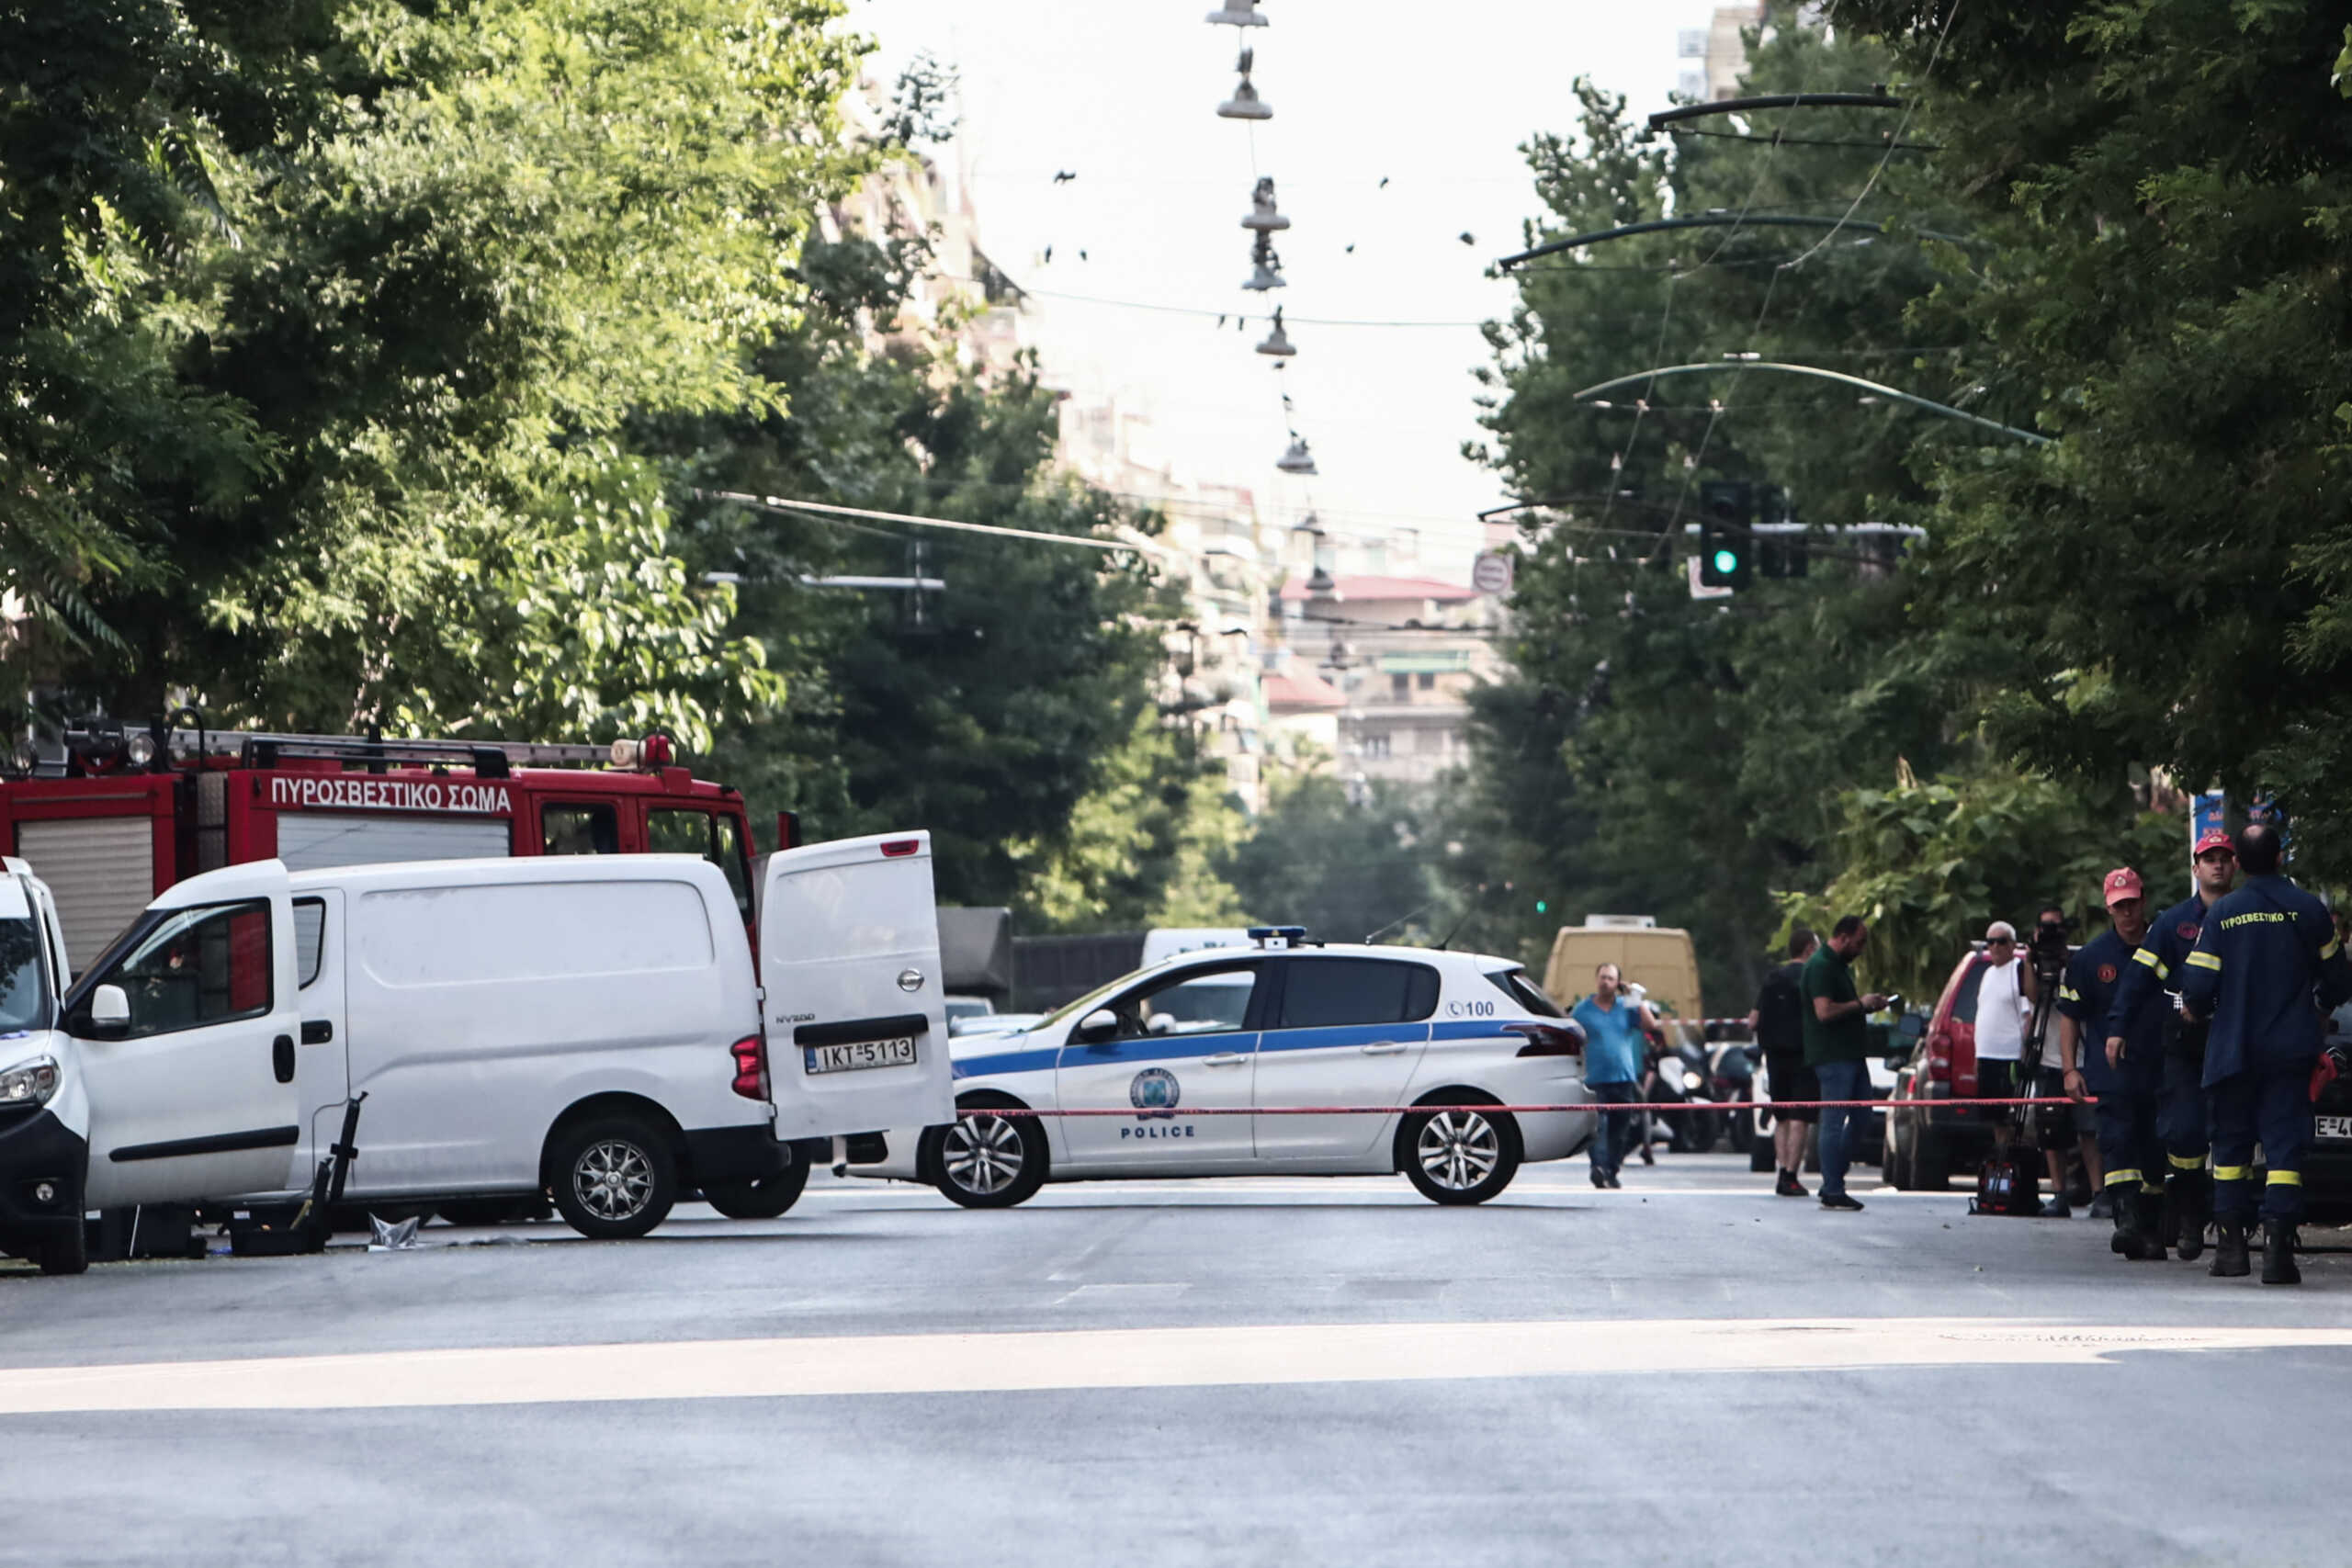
[955,1097,2081,1118]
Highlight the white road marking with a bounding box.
[0,1318,2344,1415]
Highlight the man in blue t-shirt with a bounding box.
[1571,962,1662,1190]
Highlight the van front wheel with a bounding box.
[551,1117,679,1240]
[37,1220,87,1276]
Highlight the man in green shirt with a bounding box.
[1801,914,1889,1212]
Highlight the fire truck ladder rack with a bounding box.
[164,729,616,774]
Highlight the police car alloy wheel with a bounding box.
[1401,1103,1521,1205]
[550,1115,680,1240]
[929,1105,1048,1209]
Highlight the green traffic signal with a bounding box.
[1535,899,1549,914]
[1713,548,1739,574]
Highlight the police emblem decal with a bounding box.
[1129,1066,1181,1119]
[2178,921,2199,942]
[2098,964,2118,984]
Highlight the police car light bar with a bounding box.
[1249,925,1309,949]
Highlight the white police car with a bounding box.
[857,928,1595,1207]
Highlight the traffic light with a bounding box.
[1697,479,1754,590]
[1757,483,1807,580]
[1534,898,1549,915]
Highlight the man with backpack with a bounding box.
[1749,929,1819,1197]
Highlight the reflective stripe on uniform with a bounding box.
[2104,1168,2142,1188]
[2268,1170,2304,1187]
[2058,984,2081,1003]
[2324,937,2343,961]
[2170,1153,2207,1171]
[2214,1164,2251,1180]
[2142,1183,2165,1196]
[2133,947,2170,979]
[2185,950,2222,971]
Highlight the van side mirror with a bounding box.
[87,984,130,1037]
[1076,1008,1119,1044]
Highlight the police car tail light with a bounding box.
[1507,1024,1583,1058]
[729,1034,769,1100]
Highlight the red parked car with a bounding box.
[1883,944,2004,1190]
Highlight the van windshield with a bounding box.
[0,917,52,1032]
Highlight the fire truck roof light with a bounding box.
[880,839,921,858]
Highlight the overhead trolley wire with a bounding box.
[1645,91,1908,130]
[1022,288,1487,329]
[1779,0,1965,273]
[693,491,1182,558]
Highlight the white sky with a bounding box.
[849,0,1719,579]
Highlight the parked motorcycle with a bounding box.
[1708,1033,1760,1157]
[1638,1030,1723,1155]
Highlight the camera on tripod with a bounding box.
[2028,910,2071,979]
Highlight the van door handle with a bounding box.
[1362,1042,1408,1055]
[271,1034,296,1084]
[1203,1053,1248,1066]
[301,1020,334,1045]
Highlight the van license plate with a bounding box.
[2317,1115,2352,1141]
[806,1037,918,1075]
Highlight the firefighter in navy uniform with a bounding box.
[2106,828,2238,1258]
[2177,823,2352,1284]
[2057,868,2170,1260]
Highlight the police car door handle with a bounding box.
[1203,1052,1248,1066]
[1362,1042,1408,1055]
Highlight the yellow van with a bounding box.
[1542,918,1704,1029]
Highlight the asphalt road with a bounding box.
[4,1153,2348,1567]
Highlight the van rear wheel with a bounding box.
[550,1117,679,1240]
[704,1145,811,1220]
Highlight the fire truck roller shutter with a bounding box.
[15,818,153,976]
[275,814,512,873]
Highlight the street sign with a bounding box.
[1686,557,1733,601]
[1472,552,1514,594]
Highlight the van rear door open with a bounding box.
[760,831,955,1141]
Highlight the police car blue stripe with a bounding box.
[954,1016,1537,1079]
[951,1045,1059,1079]
[1430,1020,1521,1042]
[1057,1032,1259,1067]
[1255,1023,1430,1055]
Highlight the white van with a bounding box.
[0,833,955,1272]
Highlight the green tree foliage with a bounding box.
[1459,4,2327,1006]
[1462,12,2006,1007]
[1779,764,2182,1001]
[5,0,863,745]
[662,231,1221,908]
[1011,712,1249,932]
[0,1,322,667]
[1219,773,1445,946]
[1834,0,2352,875]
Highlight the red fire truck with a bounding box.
[0,716,770,976]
